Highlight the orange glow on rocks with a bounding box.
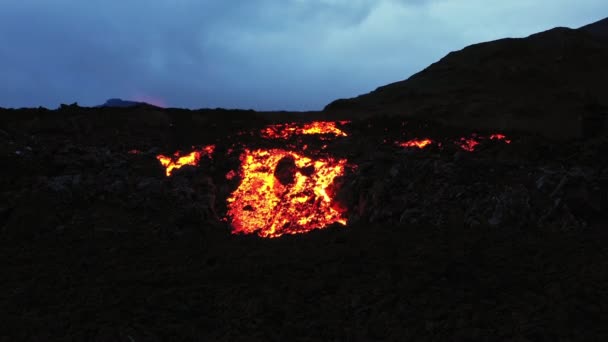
[261,121,349,139]
[225,170,237,180]
[457,134,511,152]
[226,148,348,238]
[301,121,348,136]
[397,138,433,149]
[458,137,481,152]
[156,145,215,176]
[147,124,512,238]
[394,135,511,152]
[490,134,512,144]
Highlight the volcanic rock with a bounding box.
[580,17,608,40]
[274,155,297,186]
[1,19,608,338]
[325,17,608,140]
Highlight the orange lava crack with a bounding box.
[156,145,215,176]
[261,121,349,139]
[226,148,348,238]
[395,134,511,152]
[397,138,432,149]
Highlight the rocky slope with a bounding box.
[2,17,608,341]
[1,105,607,340]
[325,17,608,140]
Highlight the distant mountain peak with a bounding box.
[99,98,160,108]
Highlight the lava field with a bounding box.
[1,105,607,341]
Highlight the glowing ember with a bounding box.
[261,121,349,139]
[458,138,481,152]
[301,121,348,136]
[156,145,215,176]
[225,170,237,180]
[199,145,216,155]
[227,148,348,238]
[128,149,141,154]
[457,134,511,151]
[490,134,512,144]
[397,138,432,149]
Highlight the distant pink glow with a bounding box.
[133,94,166,108]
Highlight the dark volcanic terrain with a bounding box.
[326,17,608,140]
[2,18,608,342]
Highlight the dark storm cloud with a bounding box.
[1,0,606,110]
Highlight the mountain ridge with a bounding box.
[97,98,162,108]
[325,17,608,140]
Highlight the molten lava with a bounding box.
[149,124,512,238]
[490,134,512,144]
[226,148,348,238]
[457,134,511,152]
[398,138,433,149]
[458,138,480,152]
[156,145,215,176]
[261,121,349,139]
[301,121,348,136]
[225,169,237,180]
[394,134,511,152]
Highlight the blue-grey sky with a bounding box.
[1,0,606,110]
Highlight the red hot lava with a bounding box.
[490,134,512,144]
[397,138,433,149]
[150,122,511,238]
[261,121,349,139]
[458,137,480,152]
[227,148,348,238]
[458,133,511,152]
[156,145,215,176]
[395,134,511,152]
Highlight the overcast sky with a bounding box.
[0,0,606,110]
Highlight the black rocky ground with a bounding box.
[1,105,607,341]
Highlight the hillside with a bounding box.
[2,104,607,340]
[2,17,608,342]
[325,17,608,140]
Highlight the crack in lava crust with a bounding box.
[156,145,215,176]
[260,121,349,139]
[226,148,348,238]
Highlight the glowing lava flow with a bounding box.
[226,149,348,238]
[301,121,348,136]
[394,134,511,152]
[261,121,349,139]
[156,145,215,176]
[457,134,511,152]
[458,138,480,152]
[490,134,512,144]
[397,138,432,149]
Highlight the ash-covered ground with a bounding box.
[1,104,607,341]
